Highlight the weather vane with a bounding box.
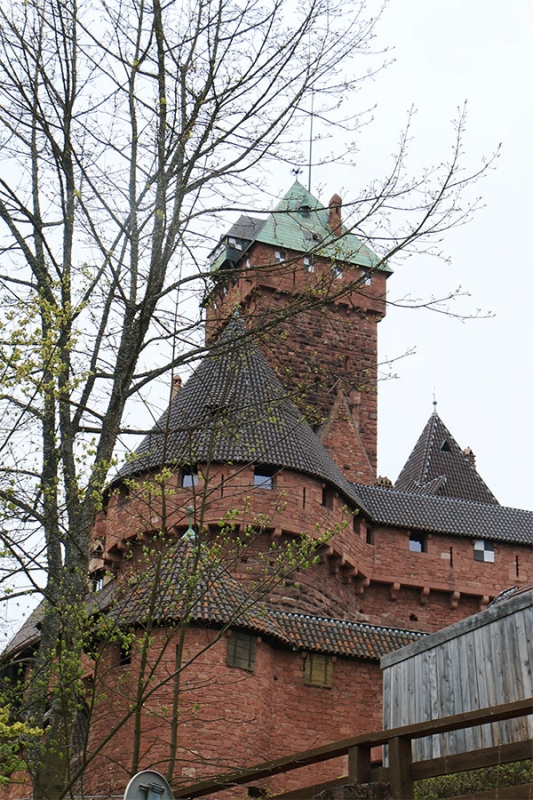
[291,167,303,177]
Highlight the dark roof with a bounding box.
[107,533,423,661]
[350,484,533,545]
[224,215,266,241]
[117,317,355,499]
[394,412,498,504]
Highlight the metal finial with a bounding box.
[183,505,196,541]
[432,393,438,414]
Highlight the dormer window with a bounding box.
[227,237,242,250]
[303,256,314,273]
[181,466,198,488]
[275,250,286,263]
[299,204,311,218]
[474,539,494,563]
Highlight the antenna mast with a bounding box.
[308,90,314,192]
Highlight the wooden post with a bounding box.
[388,736,413,799]
[347,744,371,784]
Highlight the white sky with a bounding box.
[265,0,532,511]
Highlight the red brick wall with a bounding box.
[205,243,388,482]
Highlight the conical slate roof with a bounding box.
[117,317,354,497]
[107,532,424,659]
[394,412,498,504]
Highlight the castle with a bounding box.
[3,182,532,798]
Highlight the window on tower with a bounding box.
[274,250,286,263]
[181,466,199,487]
[409,531,427,552]
[474,539,495,562]
[331,263,343,279]
[254,467,274,490]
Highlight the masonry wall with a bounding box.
[83,626,383,798]
[98,465,532,634]
[205,244,388,483]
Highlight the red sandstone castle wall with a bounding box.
[84,626,382,798]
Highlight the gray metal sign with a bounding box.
[123,770,174,800]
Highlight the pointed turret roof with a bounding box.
[394,412,498,504]
[209,180,391,273]
[117,317,354,498]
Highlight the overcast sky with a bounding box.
[265,0,532,511]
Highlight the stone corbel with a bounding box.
[478,595,490,611]
[354,576,370,596]
[420,587,430,606]
[389,582,401,602]
[450,590,461,609]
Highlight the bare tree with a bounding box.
[0,0,494,795]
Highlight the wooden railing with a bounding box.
[173,697,533,799]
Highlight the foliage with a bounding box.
[415,760,533,799]
[0,704,42,786]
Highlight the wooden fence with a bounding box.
[172,697,533,800]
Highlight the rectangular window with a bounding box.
[181,467,198,487]
[227,631,256,671]
[274,250,286,263]
[254,467,274,490]
[474,539,495,562]
[303,256,314,272]
[304,653,333,688]
[332,263,343,280]
[360,270,371,285]
[409,532,426,552]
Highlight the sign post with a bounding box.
[123,770,174,800]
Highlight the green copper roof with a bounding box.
[255,180,387,270]
[210,181,391,273]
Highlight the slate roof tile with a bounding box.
[350,484,533,545]
[117,316,356,501]
[394,412,498,504]
[106,534,423,661]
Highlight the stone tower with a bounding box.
[205,181,391,484]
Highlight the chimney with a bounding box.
[463,446,476,468]
[171,374,182,398]
[328,193,342,236]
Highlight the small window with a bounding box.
[321,487,334,509]
[299,204,311,218]
[254,467,273,490]
[228,237,242,250]
[440,439,451,452]
[360,270,371,286]
[332,263,343,280]
[366,527,374,545]
[474,539,494,563]
[181,467,198,488]
[304,653,333,688]
[274,250,286,263]
[303,256,314,273]
[409,532,426,552]
[227,631,256,671]
[91,571,105,593]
